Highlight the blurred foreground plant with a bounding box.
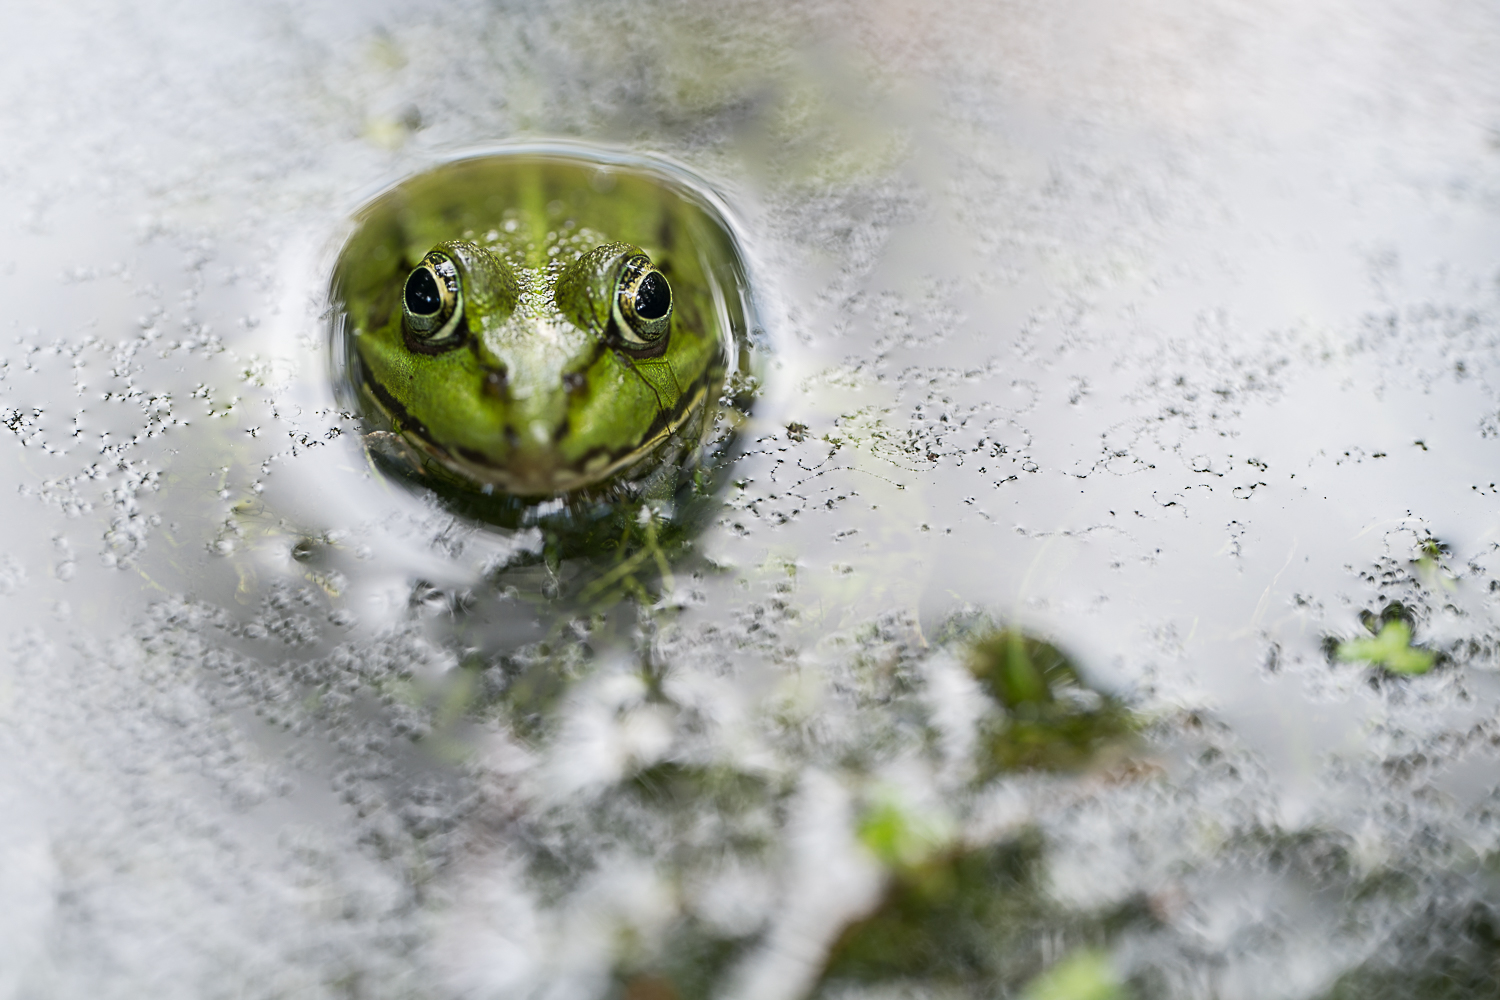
[965,627,1136,776]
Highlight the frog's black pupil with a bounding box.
[634,272,670,320]
[405,267,442,315]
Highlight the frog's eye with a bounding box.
[554,242,673,354]
[613,255,673,347]
[402,251,466,353]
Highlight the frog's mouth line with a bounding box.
[357,357,716,496]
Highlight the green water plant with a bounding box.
[965,627,1135,776]
[1021,949,1130,1000]
[1336,619,1435,676]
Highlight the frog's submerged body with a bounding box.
[332,148,752,507]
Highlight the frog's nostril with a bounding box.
[482,368,508,397]
[562,371,586,394]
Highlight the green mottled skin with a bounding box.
[334,152,742,497]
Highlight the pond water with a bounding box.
[2,1,1499,998]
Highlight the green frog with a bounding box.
[330,146,755,524]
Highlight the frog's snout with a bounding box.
[479,367,569,449]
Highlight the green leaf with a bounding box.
[1336,620,1436,675]
[1021,949,1127,1000]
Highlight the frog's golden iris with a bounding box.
[332,148,751,501]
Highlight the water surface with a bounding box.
[1,1,1499,997]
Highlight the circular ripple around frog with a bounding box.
[329,143,760,533]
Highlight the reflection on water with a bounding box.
[1,0,1500,997]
